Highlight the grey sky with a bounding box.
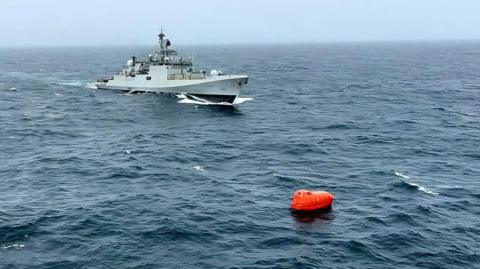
[1,0,479,46]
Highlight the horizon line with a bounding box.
[1,38,480,49]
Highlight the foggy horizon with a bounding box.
[2,38,480,49]
[1,0,480,47]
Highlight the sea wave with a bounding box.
[393,170,411,179]
[57,81,83,87]
[193,165,206,172]
[403,181,439,196]
[1,43,479,268]
[1,243,25,250]
[393,170,439,195]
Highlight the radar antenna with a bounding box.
[158,27,166,51]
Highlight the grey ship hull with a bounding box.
[96,75,248,104]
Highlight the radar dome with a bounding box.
[210,70,223,76]
[126,59,134,67]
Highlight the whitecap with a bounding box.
[1,243,25,249]
[404,181,439,196]
[125,150,131,154]
[194,165,206,172]
[8,87,16,91]
[58,81,83,87]
[393,170,411,179]
[437,185,463,189]
[393,170,439,195]
[55,93,63,96]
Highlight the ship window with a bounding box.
[146,76,151,80]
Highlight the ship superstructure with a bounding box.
[96,30,248,104]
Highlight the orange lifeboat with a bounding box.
[290,189,334,211]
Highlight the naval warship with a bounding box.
[95,31,249,104]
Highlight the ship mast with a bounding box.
[158,27,166,60]
[155,28,180,65]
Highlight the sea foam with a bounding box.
[393,170,439,196]
[58,81,83,87]
[194,165,206,172]
[393,170,411,179]
[85,83,98,89]
[176,93,253,106]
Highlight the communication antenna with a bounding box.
[158,27,162,51]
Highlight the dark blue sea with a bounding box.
[1,42,480,268]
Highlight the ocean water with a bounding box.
[1,42,480,268]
